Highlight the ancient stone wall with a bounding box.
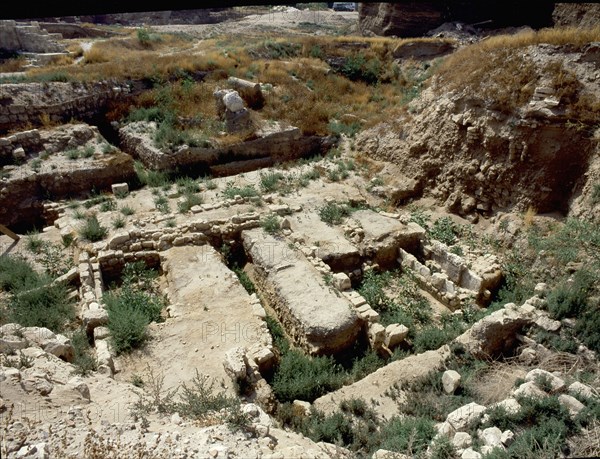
[0,81,131,133]
[119,121,335,174]
[0,20,65,53]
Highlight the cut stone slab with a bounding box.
[524,369,566,393]
[442,370,461,394]
[242,228,360,355]
[479,426,502,447]
[313,347,449,419]
[446,402,486,432]
[351,209,425,268]
[115,245,268,395]
[558,394,585,417]
[288,212,360,272]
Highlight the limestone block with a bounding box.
[332,272,351,291]
[446,402,486,431]
[452,432,472,449]
[442,370,461,394]
[223,91,245,112]
[499,430,514,447]
[461,448,482,459]
[479,426,502,447]
[292,400,311,417]
[68,376,91,400]
[368,323,386,348]
[108,232,130,250]
[568,381,595,400]
[111,182,129,195]
[513,381,547,399]
[95,339,114,373]
[223,347,247,381]
[384,323,409,348]
[525,369,566,393]
[83,308,108,333]
[490,398,521,415]
[559,394,585,417]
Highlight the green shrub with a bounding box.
[221,183,259,200]
[176,177,200,194]
[328,120,362,138]
[261,214,281,235]
[429,217,459,246]
[99,199,117,212]
[8,283,74,332]
[233,266,256,294]
[547,269,595,320]
[134,161,171,188]
[153,194,170,214]
[105,303,149,354]
[0,255,40,292]
[575,307,600,353]
[272,349,345,402]
[79,215,108,242]
[338,53,382,85]
[71,330,98,376]
[120,205,135,216]
[260,171,285,192]
[413,322,464,354]
[591,183,600,205]
[112,216,126,229]
[30,158,42,172]
[64,149,80,160]
[103,263,166,354]
[379,416,436,456]
[177,192,203,213]
[81,146,95,158]
[25,231,44,254]
[318,201,351,225]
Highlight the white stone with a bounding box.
[452,432,472,449]
[501,430,515,447]
[479,426,502,447]
[559,394,585,416]
[332,272,352,291]
[68,377,90,400]
[223,347,247,380]
[442,370,461,394]
[568,381,595,400]
[223,91,245,112]
[446,402,486,431]
[461,448,482,459]
[435,421,456,438]
[384,323,409,348]
[292,400,311,417]
[513,381,547,399]
[111,182,129,195]
[525,369,566,393]
[490,398,521,415]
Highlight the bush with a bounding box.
[71,330,98,376]
[221,183,259,200]
[134,162,171,188]
[177,192,203,213]
[105,298,150,354]
[260,171,285,192]
[232,266,256,294]
[272,349,345,402]
[0,255,41,292]
[547,269,595,320]
[413,322,464,354]
[103,263,166,354]
[575,307,600,353]
[121,205,135,216]
[338,53,382,85]
[7,283,74,332]
[318,201,351,225]
[429,217,459,246]
[261,214,281,235]
[79,215,108,242]
[379,416,436,456]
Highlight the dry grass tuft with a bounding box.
[471,360,529,405]
[436,26,600,115]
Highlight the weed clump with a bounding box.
[103,262,166,354]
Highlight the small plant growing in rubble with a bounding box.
[261,214,281,235]
[79,215,108,242]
